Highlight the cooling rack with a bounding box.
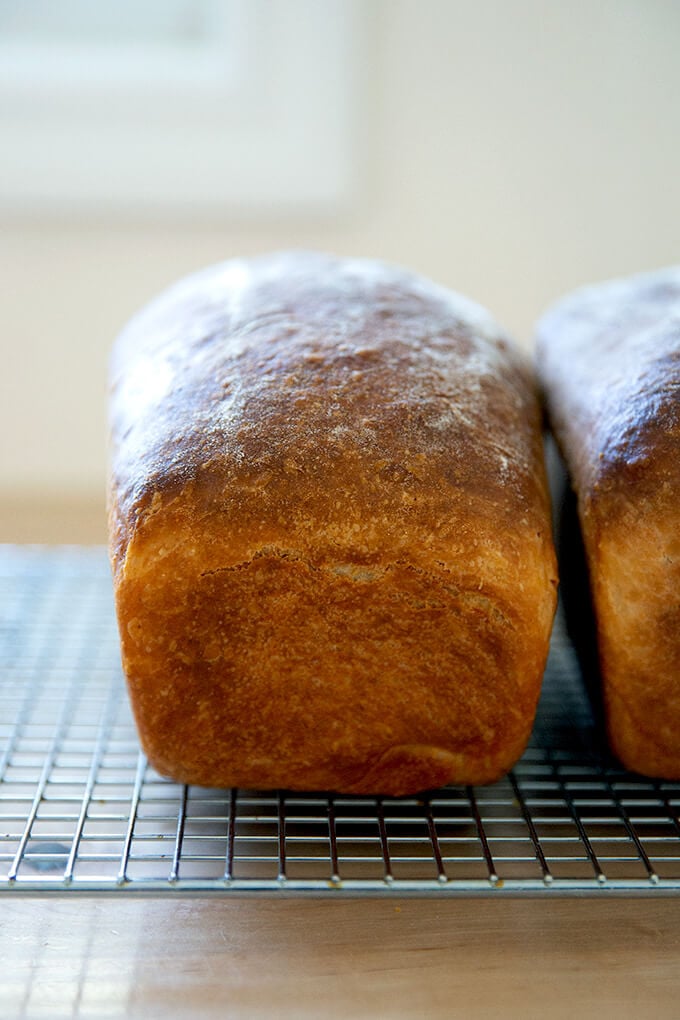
[1,545,679,895]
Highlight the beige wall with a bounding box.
[2,0,679,500]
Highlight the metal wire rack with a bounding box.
[1,545,679,895]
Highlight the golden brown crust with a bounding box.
[109,252,557,795]
[536,267,680,778]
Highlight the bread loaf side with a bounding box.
[536,267,680,778]
[109,252,557,794]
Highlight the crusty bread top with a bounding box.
[535,266,680,527]
[109,252,553,583]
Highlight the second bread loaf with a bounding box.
[536,267,680,778]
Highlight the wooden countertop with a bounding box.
[0,494,108,546]
[2,896,680,1018]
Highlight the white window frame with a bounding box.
[0,0,360,215]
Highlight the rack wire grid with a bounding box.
[1,545,679,896]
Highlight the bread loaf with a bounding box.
[108,252,557,795]
[536,267,680,778]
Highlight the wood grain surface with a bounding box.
[0,495,107,545]
[1,897,679,1018]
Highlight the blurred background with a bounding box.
[1,0,679,542]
